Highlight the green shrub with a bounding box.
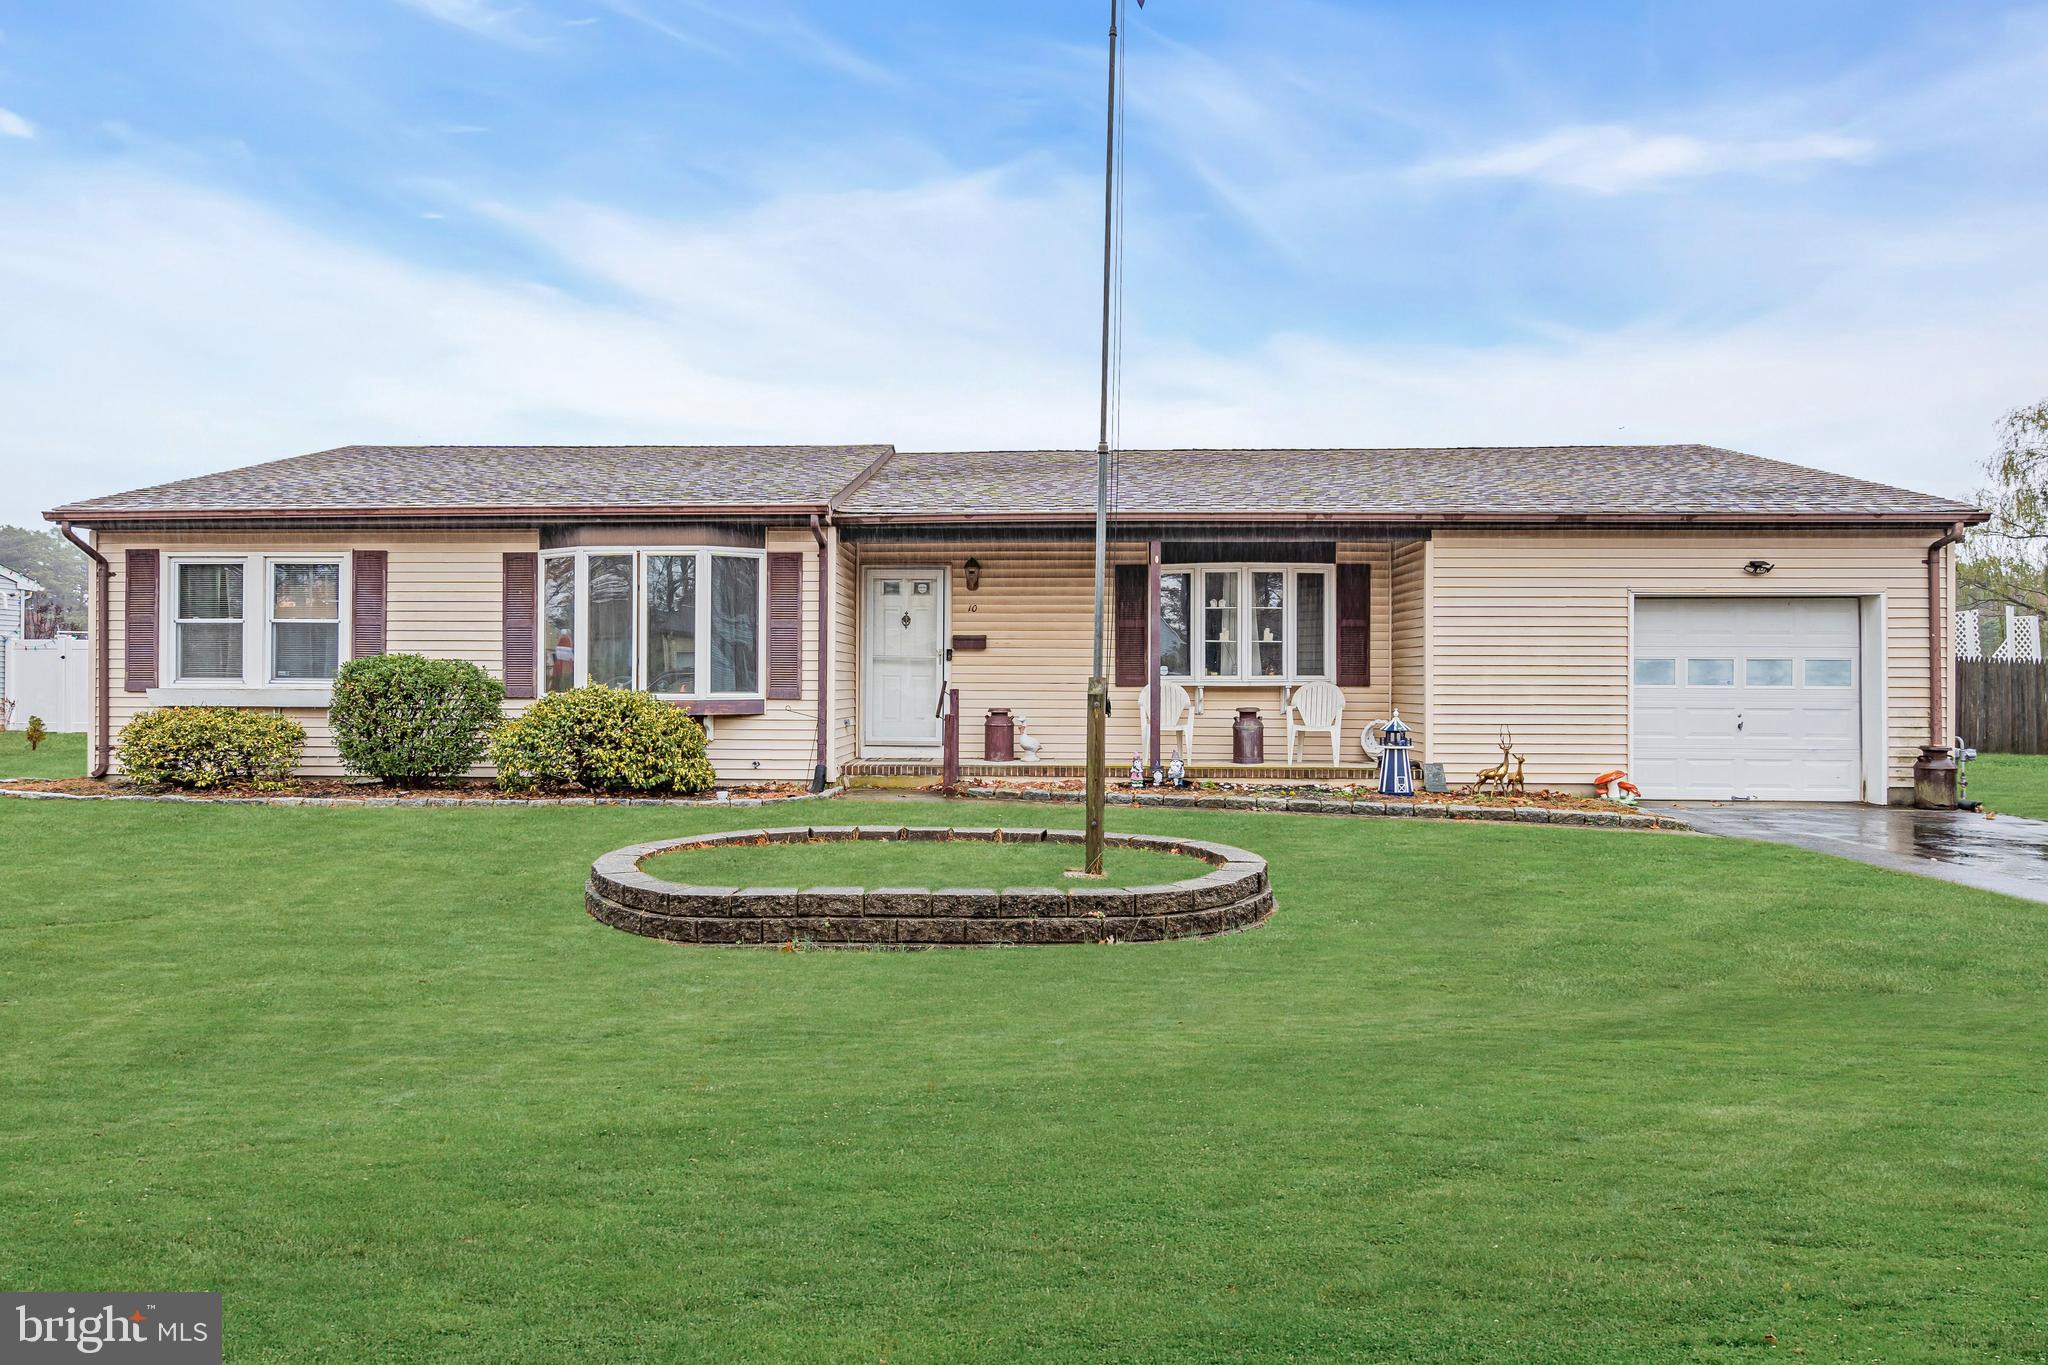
[25,716,46,751]
[119,707,305,790]
[490,685,715,795]
[329,653,505,785]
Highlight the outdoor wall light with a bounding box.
[964,558,982,591]
[1743,559,1776,576]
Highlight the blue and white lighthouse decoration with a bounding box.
[1376,709,1415,798]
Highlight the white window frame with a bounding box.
[1159,563,1334,685]
[161,553,351,694]
[537,546,769,700]
[264,557,347,684]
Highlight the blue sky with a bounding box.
[1,0,2045,525]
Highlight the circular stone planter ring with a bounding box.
[585,825,1274,948]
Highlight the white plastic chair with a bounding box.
[1285,680,1346,764]
[1136,680,1198,763]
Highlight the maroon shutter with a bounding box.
[501,552,538,699]
[766,551,803,700]
[1336,563,1370,687]
[124,549,160,692]
[1113,563,1149,687]
[351,551,388,660]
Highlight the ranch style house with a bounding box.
[46,442,1986,805]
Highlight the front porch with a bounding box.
[840,525,1421,778]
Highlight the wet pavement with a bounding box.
[1648,802,2048,903]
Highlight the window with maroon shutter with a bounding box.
[124,549,160,692]
[502,552,539,699]
[1336,563,1370,687]
[766,550,803,700]
[1113,563,1149,687]
[351,550,388,660]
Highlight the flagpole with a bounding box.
[1085,0,1121,876]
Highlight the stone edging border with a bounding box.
[585,825,1274,949]
[0,779,844,810]
[950,785,1691,831]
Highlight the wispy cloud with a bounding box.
[593,0,890,84]
[0,105,33,139]
[1413,124,1877,195]
[585,0,725,58]
[393,0,551,50]
[4,162,2037,527]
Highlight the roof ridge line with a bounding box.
[830,445,900,508]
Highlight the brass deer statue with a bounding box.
[1506,752,1528,797]
[1472,727,1515,796]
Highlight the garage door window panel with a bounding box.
[1686,658,1734,687]
[1805,659,1853,687]
[1745,658,1794,687]
[1634,657,1676,686]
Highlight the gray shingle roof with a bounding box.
[47,441,1982,524]
[48,444,894,517]
[841,446,1981,521]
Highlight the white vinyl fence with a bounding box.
[5,634,89,733]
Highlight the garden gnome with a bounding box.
[1130,753,1145,787]
[1167,749,1186,788]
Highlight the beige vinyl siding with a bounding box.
[1390,539,1429,759]
[859,541,1097,761]
[96,526,833,783]
[701,527,822,783]
[831,533,860,772]
[1424,528,1943,798]
[97,528,537,777]
[855,538,1395,765]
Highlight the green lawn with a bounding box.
[1963,752,2048,821]
[0,728,86,779]
[2,797,2043,1361]
[643,835,1209,889]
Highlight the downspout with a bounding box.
[58,522,112,779]
[1913,520,1968,808]
[811,512,831,792]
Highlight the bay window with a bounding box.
[167,555,347,688]
[711,556,760,694]
[543,555,577,694]
[538,547,766,698]
[642,554,697,695]
[587,553,634,689]
[1162,564,1332,683]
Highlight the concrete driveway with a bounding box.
[1649,801,2048,904]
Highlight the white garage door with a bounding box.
[1632,597,1862,801]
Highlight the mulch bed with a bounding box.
[937,776,1640,815]
[0,775,822,803]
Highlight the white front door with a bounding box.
[1632,597,1863,800]
[864,570,945,747]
